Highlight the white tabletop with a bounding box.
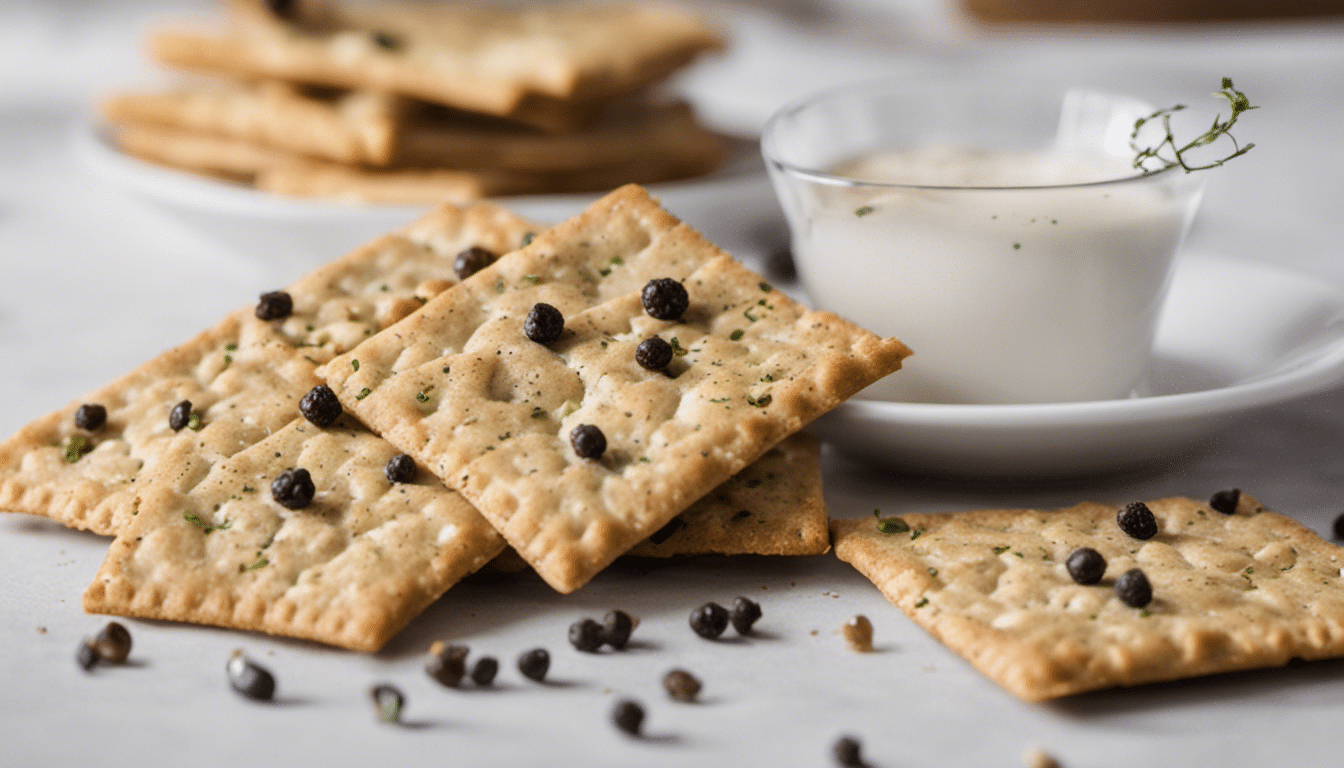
[4,2,1344,766]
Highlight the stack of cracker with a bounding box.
[0,184,909,651]
[102,0,730,202]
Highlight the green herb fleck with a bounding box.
[531,406,546,419]
[442,366,451,374]
[1131,77,1257,173]
[187,412,202,431]
[380,284,389,292]
[522,231,535,246]
[352,359,360,372]
[744,308,757,322]
[242,557,268,572]
[598,267,611,277]
[611,256,624,266]
[225,343,238,352]
[1245,566,1255,575]
[356,388,372,400]
[855,205,874,218]
[761,373,774,382]
[874,509,910,534]
[910,529,923,541]
[746,393,772,408]
[242,486,255,493]
[928,567,938,577]
[495,279,505,294]
[992,545,1010,555]
[1013,243,1021,250]
[184,512,228,534]
[1139,609,1152,618]
[759,282,773,293]
[62,434,91,463]
[372,30,401,51]
[729,329,745,341]
[639,456,650,463]
[223,354,232,367]
[915,597,929,608]
[416,392,429,403]
[521,275,541,283]
[669,337,689,357]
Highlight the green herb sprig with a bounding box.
[1130,77,1257,174]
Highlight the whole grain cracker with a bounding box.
[832,494,1344,701]
[0,201,538,534]
[84,417,506,651]
[320,185,909,592]
[153,1,725,131]
[482,432,829,573]
[104,80,404,166]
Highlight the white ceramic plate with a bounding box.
[71,116,779,281]
[812,254,1344,478]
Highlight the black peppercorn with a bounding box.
[663,669,701,702]
[518,647,550,681]
[641,277,688,321]
[385,453,416,484]
[1116,501,1158,540]
[92,621,132,663]
[611,699,645,736]
[168,400,192,432]
[1210,488,1241,515]
[569,618,604,653]
[600,610,634,650]
[730,596,762,635]
[227,650,276,701]
[76,640,99,671]
[635,336,674,370]
[1115,568,1153,608]
[570,424,606,460]
[271,468,315,510]
[426,641,468,687]
[1065,547,1107,585]
[689,602,729,639]
[470,657,499,686]
[299,385,342,428]
[453,246,497,279]
[74,403,107,431]
[255,290,293,321]
[833,735,865,767]
[370,684,404,723]
[264,0,296,19]
[524,302,564,344]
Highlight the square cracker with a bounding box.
[153,1,725,132]
[319,185,909,592]
[103,81,404,166]
[0,201,538,535]
[832,495,1344,701]
[84,417,506,652]
[484,432,830,573]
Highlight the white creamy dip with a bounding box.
[793,147,1203,404]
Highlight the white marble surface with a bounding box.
[3,2,1344,766]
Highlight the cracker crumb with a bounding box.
[36,626,46,634]
[843,615,873,652]
[1023,746,1061,768]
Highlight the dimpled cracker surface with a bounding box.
[0,201,537,535]
[482,432,830,573]
[104,81,403,166]
[832,495,1344,701]
[321,186,909,592]
[84,418,506,651]
[153,1,724,131]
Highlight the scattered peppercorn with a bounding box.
[611,699,645,736]
[662,669,701,702]
[833,735,865,767]
[168,400,192,432]
[689,602,729,639]
[255,290,293,321]
[524,302,564,344]
[843,615,873,652]
[227,650,276,701]
[470,657,499,686]
[1115,568,1153,607]
[1065,547,1107,585]
[635,336,674,370]
[91,621,132,663]
[1116,501,1158,540]
[298,385,342,427]
[730,596,762,635]
[76,640,99,671]
[600,610,634,650]
[385,453,416,484]
[74,403,106,431]
[570,424,606,460]
[569,618,604,653]
[453,246,497,279]
[371,30,401,51]
[426,641,469,687]
[1210,488,1241,515]
[370,684,405,723]
[518,648,550,681]
[641,277,689,321]
[271,468,315,510]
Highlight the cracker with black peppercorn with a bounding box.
[832,494,1344,701]
[0,200,537,535]
[320,185,909,593]
[84,417,507,652]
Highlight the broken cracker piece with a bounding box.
[833,494,1344,701]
